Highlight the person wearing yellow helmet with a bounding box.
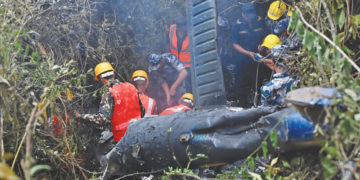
[265,1,302,51]
[131,70,157,116]
[75,62,143,143]
[265,1,291,36]
[253,35,299,106]
[267,1,287,21]
[261,34,282,49]
[257,34,283,70]
[257,34,282,62]
[131,70,149,93]
[160,93,193,115]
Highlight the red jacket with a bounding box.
[169,24,191,68]
[160,104,190,115]
[139,93,156,116]
[109,82,141,142]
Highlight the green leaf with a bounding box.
[322,157,336,178]
[335,0,344,9]
[241,165,248,180]
[12,30,19,37]
[288,10,299,31]
[343,45,355,55]
[87,68,93,73]
[295,21,305,40]
[352,15,360,27]
[195,153,208,159]
[326,146,340,158]
[282,161,291,168]
[344,89,357,101]
[31,52,39,62]
[14,40,23,54]
[231,168,239,180]
[337,32,346,44]
[339,119,352,136]
[248,172,262,180]
[309,48,316,56]
[30,164,51,176]
[337,10,345,30]
[248,156,255,171]
[350,26,357,39]
[270,130,278,148]
[261,141,268,158]
[303,30,315,50]
[270,157,279,166]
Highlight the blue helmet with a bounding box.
[148,53,162,64]
[242,3,257,21]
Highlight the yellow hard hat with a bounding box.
[267,1,287,21]
[131,70,148,81]
[261,34,282,49]
[94,62,114,81]
[181,93,194,101]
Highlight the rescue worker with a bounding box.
[131,70,157,116]
[75,62,143,142]
[169,16,192,93]
[258,33,300,60]
[258,34,283,60]
[266,2,302,50]
[160,93,193,115]
[231,3,271,107]
[257,35,299,106]
[265,0,288,34]
[147,53,188,113]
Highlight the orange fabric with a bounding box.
[169,24,191,67]
[48,115,71,137]
[160,104,191,115]
[109,82,141,142]
[139,93,156,116]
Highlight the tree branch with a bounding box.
[320,0,337,41]
[115,169,164,180]
[295,6,360,73]
[59,97,88,180]
[24,107,37,180]
[0,110,4,158]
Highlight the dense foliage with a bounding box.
[289,0,360,179]
[0,0,184,179]
[235,0,360,179]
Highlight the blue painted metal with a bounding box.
[286,87,341,123]
[259,106,325,151]
[285,112,315,141]
[286,87,340,107]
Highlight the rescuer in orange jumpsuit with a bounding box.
[131,70,157,116]
[160,93,193,115]
[169,16,192,93]
[75,62,143,142]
